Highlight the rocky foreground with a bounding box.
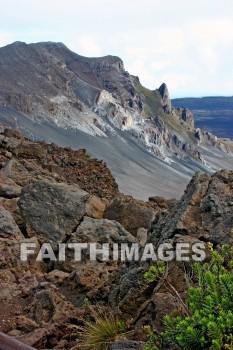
[0,125,232,349]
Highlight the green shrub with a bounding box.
[145,244,233,350]
[144,261,165,282]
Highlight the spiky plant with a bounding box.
[73,308,127,350]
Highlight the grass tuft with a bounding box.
[71,308,129,350]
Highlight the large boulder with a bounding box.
[19,180,90,243]
[57,217,137,298]
[148,170,233,246]
[73,216,137,245]
[104,194,158,236]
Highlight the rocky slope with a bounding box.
[0,125,118,200]
[0,125,232,349]
[0,41,233,199]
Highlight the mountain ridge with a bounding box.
[0,41,232,199]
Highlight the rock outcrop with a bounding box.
[176,107,194,127]
[157,83,172,114]
[148,170,233,246]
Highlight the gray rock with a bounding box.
[109,266,153,319]
[110,340,145,350]
[148,170,233,246]
[19,180,90,243]
[104,194,157,236]
[72,216,137,244]
[181,108,194,127]
[55,217,137,295]
[175,107,194,127]
[0,205,20,237]
[157,83,172,113]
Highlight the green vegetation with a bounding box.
[145,243,233,350]
[135,83,165,118]
[90,173,103,182]
[144,261,165,282]
[82,297,91,308]
[162,113,182,134]
[134,83,187,135]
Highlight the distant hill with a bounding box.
[172,97,233,139]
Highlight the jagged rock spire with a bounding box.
[158,83,172,113]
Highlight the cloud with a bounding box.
[0,32,14,47]
[1,1,233,97]
[162,73,192,92]
[74,35,102,57]
[128,59,159,87]
[110,16,233,96]
[151,61,171,70]
[183,18,233,75]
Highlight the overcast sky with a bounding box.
[1,0,233,98]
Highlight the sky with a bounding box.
[0,0,233,98]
